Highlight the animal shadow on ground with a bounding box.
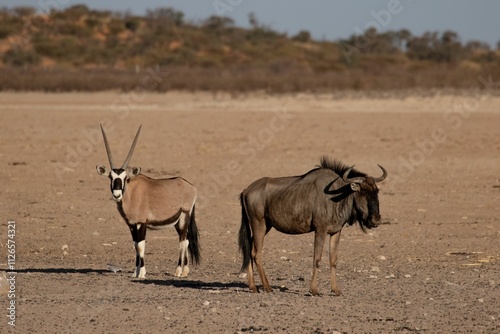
[13,268,310,296]
[13,268,110,274]
[135,279,249,292]
[136,279,309,296]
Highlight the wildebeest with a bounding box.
[238,157,387,295]
[96,125,200,279]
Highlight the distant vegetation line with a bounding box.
[0,5,499,93]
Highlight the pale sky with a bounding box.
[2,0,499,47]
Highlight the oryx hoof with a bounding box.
[174,265,189,278]
[132,267,146,279]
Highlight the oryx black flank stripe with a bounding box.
[147,208,183,227]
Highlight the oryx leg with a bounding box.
[129,223,147,278]
[174,212,190,278]
[310,231,327,296]
[251,219,272,293]
[329,231,342,296]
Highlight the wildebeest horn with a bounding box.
[122,125,142,169]
[372,164,387,182]
[342,166,365,184]
[100,124,115,169]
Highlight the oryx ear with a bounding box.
[96,165,108,176]
[350,183,361,192]
[129,167,141,177]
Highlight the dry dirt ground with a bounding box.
[1,91,499,334]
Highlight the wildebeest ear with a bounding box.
[350,183,361,192]
[96,165,108,176]
[129,167,141,177]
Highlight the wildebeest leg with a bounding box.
[329,231,342,296]
[174,212,189,277]
[252,219,272,293]
[246,242,257,293]
[129,224,147,278]
[310,231,327,295]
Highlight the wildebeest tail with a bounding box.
[187,205,201,265]
[238,193,252,273]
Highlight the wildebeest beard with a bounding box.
[355,184,381,230]
[324,178,380,231]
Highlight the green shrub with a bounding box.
[2,48,41,66]
[108,18,124,35]
[0,15,24,39]
[33,35,84,62]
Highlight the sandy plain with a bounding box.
[0,91,499,333]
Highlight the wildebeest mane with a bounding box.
[319,156,367,179]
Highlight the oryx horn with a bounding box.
[372,165,387,183]
[100,124,115,169]
[342,166,365,184]
[122,125,142,169]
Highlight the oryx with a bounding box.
[96,125,200,279]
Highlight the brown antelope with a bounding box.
[239,157,387,295]
[96,125,200,279]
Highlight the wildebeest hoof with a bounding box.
[249,287,259,293]
[308,289,320,296]
[331,289,342,296]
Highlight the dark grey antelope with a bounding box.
[96,125,200,279]
[239,157,387,295]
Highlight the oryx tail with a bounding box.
[187,205,201,266]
